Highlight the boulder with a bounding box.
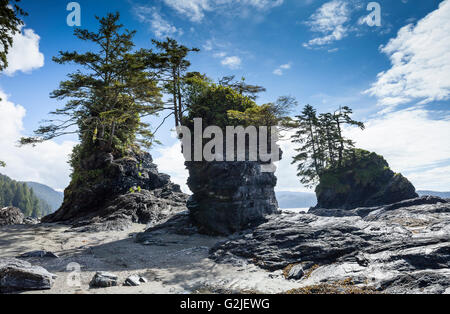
[186,160,279,235]
[90,272,118,288]
[124,275,141,287]
[210,197,450,294]
[0,257,56,293]
[42,150,188,231]
[315,150,418,209]
[0,207,24,226]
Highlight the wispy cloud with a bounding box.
[303,0,351,48]
[365,0,450,110]
[133,6,183,38]
[273,63,292,76]
[162,0,284,22]
[221,56,242,69]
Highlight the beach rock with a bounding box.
[18,250,59,259]
[23,217,40,225]
[315,150,418,209]
[42,150,188,231]
[124,275,141,286]
[0,207,24,226]
[210,197,450,294]
[186,160,280,235]
[287,264,305,280]
[0,257,56,293]
[90,272,118,288]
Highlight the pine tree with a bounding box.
[333,106,365,166]
[151,38,199,127]
[291,105,325,187]
[20,13,163,155]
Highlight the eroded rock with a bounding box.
[90,272,118,288]
[0,258,56,293]
[210,197,450,294]
[42,151,188,231]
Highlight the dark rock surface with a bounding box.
[18,251,59,259]
[210,197,450,294]
[42,151,188,231]
[0,207,24,226]
[0,257,56,293]
[186,160,280,235]
[315,150,418,209]
[90,272,118,288]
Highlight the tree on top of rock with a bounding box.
[291,104,365,188]
[20,13,163,157]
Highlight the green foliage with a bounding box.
[0,0,27,71]
[316,149,390,195]
[182,81,258,129]
[0,173,52,217]
[0,160,5,167]
[291,105,365,188]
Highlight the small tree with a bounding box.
[0,0,27,71]
[0,160,5,167]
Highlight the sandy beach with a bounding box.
[0,222,299,294]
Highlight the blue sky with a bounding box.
[0,0,449,192]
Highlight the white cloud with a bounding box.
[0,90,76,191]
[221,56,242,69]
[365,0,450,109]
[133,6,183,38]
[303,0,350,48]
[273,63,291,75]
[163,0,284,22]
[3,26,44,76]
[153,141,190,193]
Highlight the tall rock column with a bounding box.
[186,160,280,235]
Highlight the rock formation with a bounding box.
[315,150,418,209]
[0,258,56,293]
[0,207,24,226]
[186,160,279,235]
[211,196,450,294]
[42,150,188,231]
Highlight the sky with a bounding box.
[0,0,449,193]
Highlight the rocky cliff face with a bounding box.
[42,150,188,231]
[186,160,279,235]
[211,196,450,294]
[315,150,418,209]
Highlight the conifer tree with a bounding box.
[151,38,199,127]
[20,13,163,157]
[291,105,365,187]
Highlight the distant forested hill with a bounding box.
[276,191,317,209]
[24,182,63,212]
[0,173,52,217]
